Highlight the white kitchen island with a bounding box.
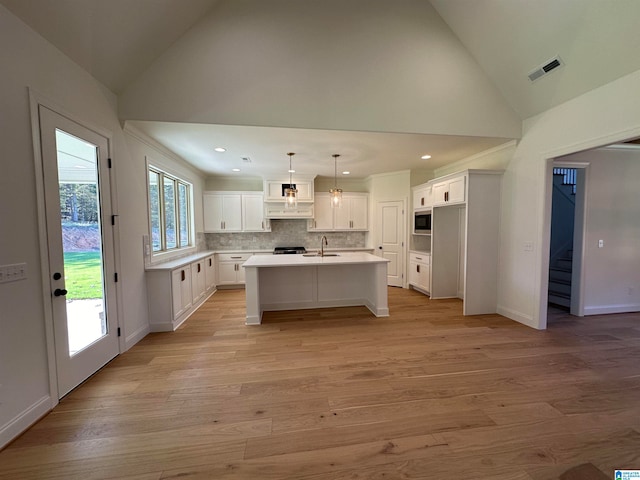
[243,252,390,325]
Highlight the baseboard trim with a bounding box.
[584,304,640,316]
[497,305,540,329]
[0,395,52,450]
[125,324,150,351]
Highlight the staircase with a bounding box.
[548,167,577,309]
[548,249,572,308]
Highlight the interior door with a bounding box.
[376,200,405,287]
[39,105,119,397]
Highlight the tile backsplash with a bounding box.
[205,219,367,251]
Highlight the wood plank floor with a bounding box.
[2,288,640,479]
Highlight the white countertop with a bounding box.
[145,247,375,271]
[145,251,216,271]
[243,251,389,268]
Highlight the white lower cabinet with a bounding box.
[204,255,215,290]
[408,252,430,294]
[146,252,217,332]
[171,265,192,318]
[216,253,252,286]
[190,259,206,304]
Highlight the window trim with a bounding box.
[147,164,194,256]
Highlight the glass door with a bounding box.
[39,105,119,397]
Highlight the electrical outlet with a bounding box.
[524,241,534,252]
[0,263,27,283]
[598,239,604,248]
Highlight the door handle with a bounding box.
[417,265,420,273]
[54,288,68,297]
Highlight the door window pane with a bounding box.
[55,129,107,355]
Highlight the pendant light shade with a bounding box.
[284,152,297,209]
[330,154,343,208]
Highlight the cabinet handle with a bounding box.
[416,256,422,261]
[421,197,424,206]
[181,270,185,281]
[209,259,212,267]
[231,256,242,259]
[198,263,201,273]
[417,265,420,273]
[262,221,264,230]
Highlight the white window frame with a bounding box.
[147,165,193,255]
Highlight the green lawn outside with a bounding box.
[63,251,103,300]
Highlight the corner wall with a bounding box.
[559,148,640,314]
[0,6,150,448]
[497,69,640,329]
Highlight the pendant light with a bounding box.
[284,152,297,209]
[329,154,343,208]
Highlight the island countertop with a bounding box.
[243,251,389,268]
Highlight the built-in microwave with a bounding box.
[414,211,432,234]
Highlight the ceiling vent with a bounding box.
[241,156,252,163]
[528,56,564,82]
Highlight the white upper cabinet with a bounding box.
[309,193,334,230]
[413,184,433,211]
[309,192,368,231]
[204,192,269,232]
[203,193,242,232]
[264,177,314,202]
[242,193,269,231]
[432,173,466,206]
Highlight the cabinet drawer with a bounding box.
[409,252,430,265]
[217,253,253,262]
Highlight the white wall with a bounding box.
[497,69,640,329]
[559,148,640,314]
[118,0,520,139]
[434,141,516,178]
[0,6,149,448]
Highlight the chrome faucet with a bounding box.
[320,235,328,256]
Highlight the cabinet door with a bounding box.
[217,262,238,285]
[311,193,334,230]
[172,266,192,319]
[423,186,434,208]
[205,255,215,290]
[295,181,313,201]
[242,194,266,231]
[222,195,242,231]
[418,262,430,291]
[203,194,224,232]
[349,196,368,230]
[236,263,246,284]
[432,182,448,206]
[191,261,205,303]
[413,186,428,211]
[447,176,466,204]
[408,260,420,286]
[334,200,351,230]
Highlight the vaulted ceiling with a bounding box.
[3,0,639,178]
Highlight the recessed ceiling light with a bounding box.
[288,169,295,173]
[232,168,240,172]
[421,154,431,160]
[342,171,350,175]
[214,147,226,152]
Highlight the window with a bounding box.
[147,166,192,253]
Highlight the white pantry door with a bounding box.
[39,105,119,397]
[376,200,405,287]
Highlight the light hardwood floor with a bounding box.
[1,288,639,479]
